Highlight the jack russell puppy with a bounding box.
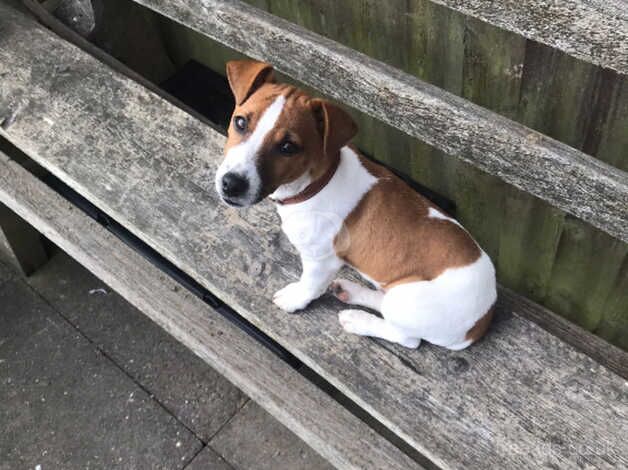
[215,60,497,350]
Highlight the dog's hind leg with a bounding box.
[338,309,421,348]
[330,279,384,311]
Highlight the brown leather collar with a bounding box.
[271,156,341,205]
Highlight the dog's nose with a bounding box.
[221,172,249,197]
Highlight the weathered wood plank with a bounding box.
[455,18,525,262]
[502,42,600,307]
[404,0,462,212]
[498,286,628,380]
[545,216,628,332]
[0,152,421,470]
[426,0,628,75]
[590,72,628,170]
[597,258,628,351]
[129,0,628,243]
[1,5,627,468]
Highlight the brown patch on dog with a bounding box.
[465,304,495,342]
[226,60,275,105]
[334,156,481,288]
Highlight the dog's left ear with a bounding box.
[311,99,358,159]
[226,60,275,105]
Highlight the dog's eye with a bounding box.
[234,116,247,132]
[278,140,300,155]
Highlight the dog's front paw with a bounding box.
[273,282,314,313]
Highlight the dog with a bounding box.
[215,60,497,350]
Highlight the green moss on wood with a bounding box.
[545,217,628,331]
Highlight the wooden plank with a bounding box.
[544,217,628,331]
[0,152,421,470]
[597,258,628,351]
[405,0,462,211]
[498,286,628,380]
[1,5,627,468]
[426,0,628,75]
[127,0,628,243]
[498,42,600,306]
[589,72,628,170]
[455,18,525,262]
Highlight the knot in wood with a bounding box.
[447,356,470,375]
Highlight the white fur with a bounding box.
[379,251,496,349]
[215,95,286,205]
[333,251,496,350]
[270,171,312,201]
[339,309,420,348]
[276,146,377,261]
[272,146,377,312]
[272,146,497,350]
[331,279,383,310]
[428,206,463,227]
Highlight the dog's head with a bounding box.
[215,60,357,207]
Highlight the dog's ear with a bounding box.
[226,60,275,105]
[311,99,358,159]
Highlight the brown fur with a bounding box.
[334,156,481,289]
[226,60,275,105]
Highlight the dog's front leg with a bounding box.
[273,255,342,313]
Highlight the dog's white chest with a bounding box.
[275,147,377,261]
[279,210,342,261]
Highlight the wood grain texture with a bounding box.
[426,0,628,75]
[455,18,524,262]
[1,5,627,468]
[497,286,628,380]
[597,258,628,351]
[128,0,628,243]
[405,0,463,199]
[0,152,421,470]
[591,74,628,171]
[544,217,628,332]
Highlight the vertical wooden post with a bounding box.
[0,203,49,276]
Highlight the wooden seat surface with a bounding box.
[1,3,627,468]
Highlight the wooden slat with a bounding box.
[128,0,628,243]
[1,4,627,468]
[498,286,628,380]
[428,0,628,75]
[0,152,421,470]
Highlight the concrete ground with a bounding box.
[0,249,332,470]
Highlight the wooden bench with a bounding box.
[1,1,626,468]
